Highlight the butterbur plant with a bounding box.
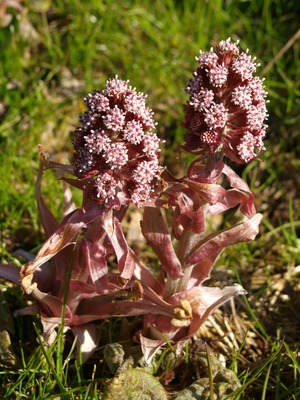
[0,38,268,367]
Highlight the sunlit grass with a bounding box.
[1,0,300,398]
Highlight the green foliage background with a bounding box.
[1,0,299,247]
[0,1,300,398]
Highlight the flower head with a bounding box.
[184,38,268,163]
[72,76,162,207]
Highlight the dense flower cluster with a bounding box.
[72,76,162,206]
[184,38,268,163]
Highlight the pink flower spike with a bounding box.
[184,38,268,164]
[72,77,162,207]
[0,59,267,366]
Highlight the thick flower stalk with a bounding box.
[184,38,268,164]
[72,76,163,208]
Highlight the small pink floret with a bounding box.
[204,103,228,130]
[237,132,257,162]
[209,65,228,87]
[197,51,218,68]
[123,120,144,144]
[232,52,257,81]
[218,38,239,56]
[103,106,126,131]
[231,86,252,109]
[105,142,128,169]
